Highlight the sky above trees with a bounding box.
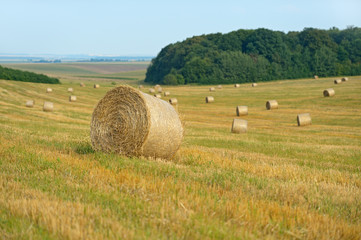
[1,0,360,56]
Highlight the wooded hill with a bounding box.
[0,65,60,84]
[145,27,361,85]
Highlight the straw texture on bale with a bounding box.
[342,77,348,82]
[80,83,85,87]
[206,96,214,103]
[25,100,34,108]
[231,119,247,133]
[334,79,342,84]
[236,106,248,116]
[164,91,170,96]
[149,88,155,93]
[323,88,335,97]
[266,100,278,110]
[169,98,178,105]
[154,94,161,98]
[252,83,258,87]
[69,95,77,102]
[297,113,312,126]
[68,88,73,93]
[217,85,222,89]
[94,84,100,88]
[43,102,53,112]
[209,87,215,92]
[234,84,240,88]
[46,88,52,93]
[90,86,183,159]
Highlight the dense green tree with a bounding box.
[0,65,60,84]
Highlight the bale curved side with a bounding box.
[90,86,183,159]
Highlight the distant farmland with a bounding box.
[0,64,360,239]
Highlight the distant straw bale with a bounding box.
[94,84,100,88]
[206,96,214,103]
[68,88,73,93]
[157,87,163,93]
[46,88,52,93]
[323,88,335,97]
[297,113,311,126]
[342,77,348,82]
[234,84,240,88]
[90,86,183,159]
[314,75,319,79]
[236,106,248,116]
[252,83,258,87]
[25,100,34,108]
[80,83,85,87]
[209,87,215,92]
[169,98,178,105]
[164,91,170,96]
[334,79,342,84]
[149,88,155,93]
[69,95,77,102]
[217,85,222,89]
[231,119,247,133]
[139,85,144,89]
[266,100,278,110]
[154,94,162,98]
[43,102,53,112]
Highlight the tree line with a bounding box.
[0,65,60,84]
[145,27,361,85]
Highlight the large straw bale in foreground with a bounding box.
[323,88,335,97]
[297,113,311,126]
[266,100,278,110]
[90,86,183,159]
[43,102,53,112]
[236,106,248,116]
[231,119,247,133]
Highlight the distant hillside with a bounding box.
[145,27,361,85]
[0,65,60,84]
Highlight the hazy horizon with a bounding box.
[1,0,360,56]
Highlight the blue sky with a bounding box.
[1,0,360,56]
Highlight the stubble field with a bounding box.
[0,62,360,239]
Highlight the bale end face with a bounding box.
[236,106,248,116]
[205,96,214,103]
[297,113,311,126]
[323,88,335,97]
[266,100,278,110]
[231,119,247,133]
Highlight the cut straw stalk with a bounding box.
[231,119,247,133]
[90,86,183,159]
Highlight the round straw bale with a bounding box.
[46,88,52,93]
[169,98,178,105]
[323,88,335,97]
[154,84,161,89]
[334,79,342,84]
[80,83,85,87]
[266,100,278,110]
[209,87,215,92]
[217,85,222,89]
[252,83,258,87]
[139,85,144,89]
[342,77,348,82]
[149,88,155,93]
[164,91,170,96]
[234,84,240,88]
[236,106,248,116]
[94,84,100,88]
[314,75,318,79]
[297,113,311,126]
[231,119,247,133]
[69,95,77,102]
[68,87,73,93]
[205,96,214,103]
[43,102,53,112]
[157,87,163,93]
[154,94,162,98]
[90,86,183,159]
[25,100,34,108]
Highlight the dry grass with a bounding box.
[0,72,361,239]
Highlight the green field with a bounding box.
[0,64,360,239]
